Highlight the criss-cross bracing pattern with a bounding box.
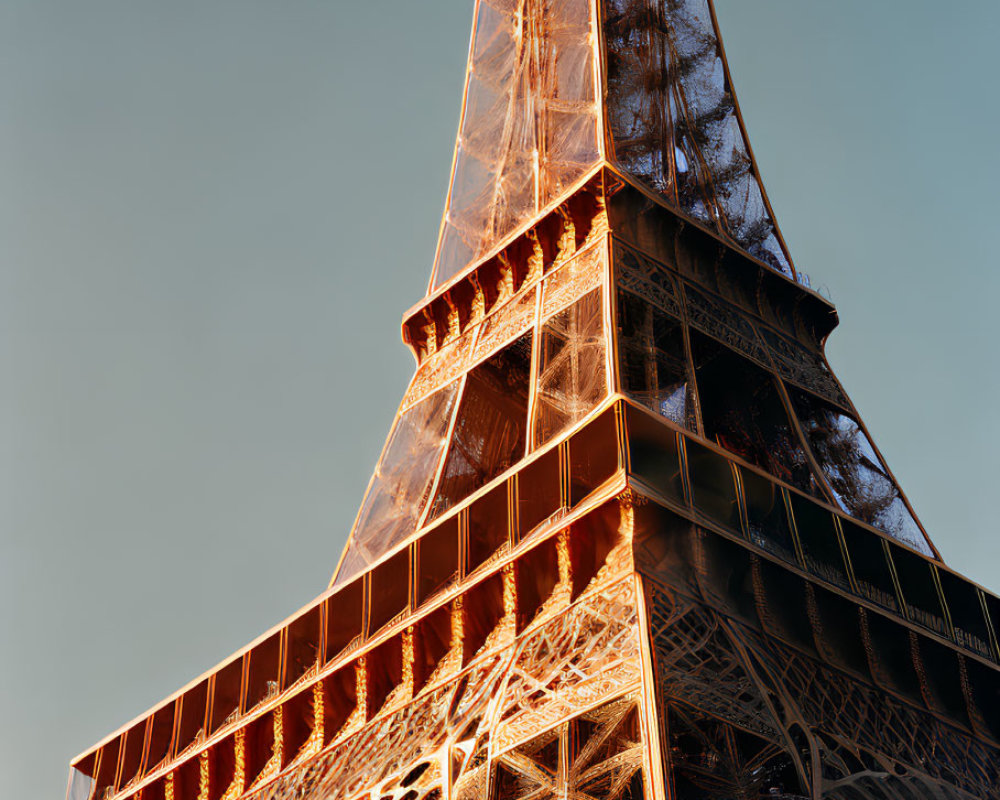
[343,220,931,588]
[341,184,932,588]
[603,0,794,276]
[343,0,926,585]
[337,221,612,585]
[612,238,933,555]
[69,3,1000,800]
[432,0,797,292]
[68,440,1000,800]
[432,0,601,290]
[217,576,644,800]
[68,487,651,800]
[493,698,645,800]
[647,581,1000,798]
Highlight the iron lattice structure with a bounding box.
[69,2,1000,800]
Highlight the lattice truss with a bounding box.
[66,2,1000,800]
[613,241,932,555]
[337,224,610,583]
[433,0,601,289]
[603,0,793,275]
[342,213,932,592]
[340,0,934,588]
[432,0,796,290]
[647,583,1000,799]
[236,577,647,800]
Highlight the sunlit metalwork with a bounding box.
[68,2,999,800]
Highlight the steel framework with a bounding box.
[68,2,998,799]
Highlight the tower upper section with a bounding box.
[431,0,796,293]
[332,0,935,588]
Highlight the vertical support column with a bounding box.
[197,751,210,800]
[634,571,671,800]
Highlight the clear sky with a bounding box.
[3,2,998,797]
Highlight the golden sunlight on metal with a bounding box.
[68,2,1000,800]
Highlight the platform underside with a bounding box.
[219,537,998,800]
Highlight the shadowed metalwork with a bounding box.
[67,3,997,800]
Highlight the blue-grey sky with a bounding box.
[3,2,998,797]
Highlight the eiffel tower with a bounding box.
[69,2,1000,799]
